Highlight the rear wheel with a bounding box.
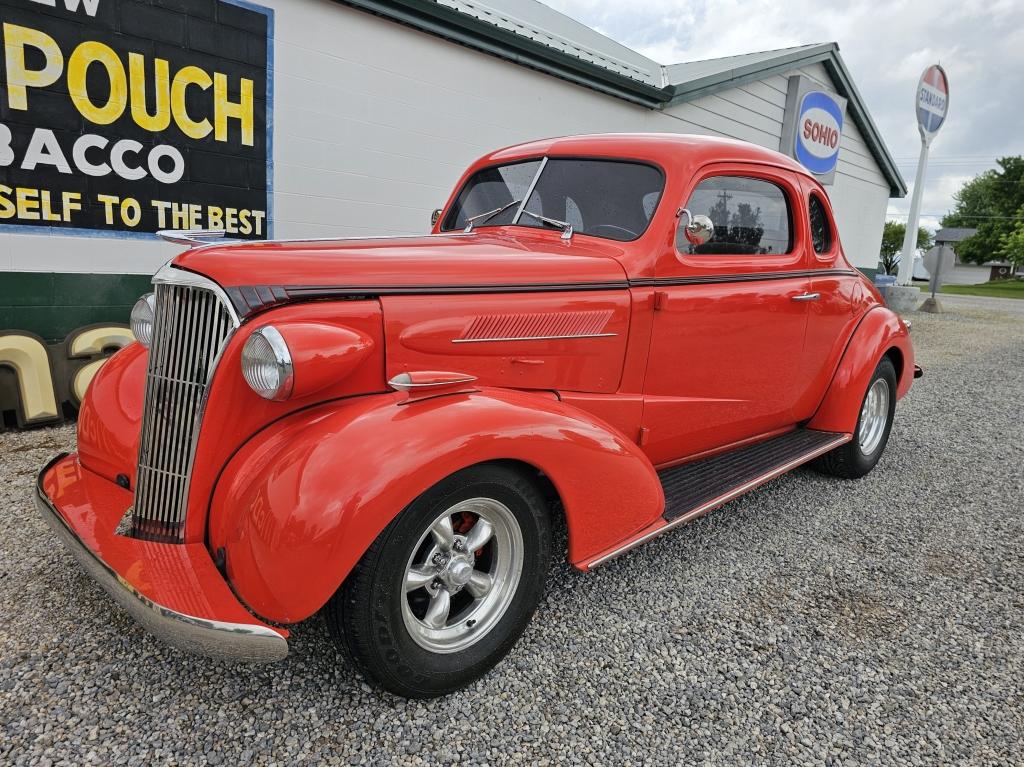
[325,464,551,697]
[813,356,897,479]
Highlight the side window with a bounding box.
[677,176,792,255]
[808,194,833,254]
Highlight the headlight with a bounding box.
[130,293,156,348]
[241,325,294,400]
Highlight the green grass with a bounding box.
[912,279,1024,299]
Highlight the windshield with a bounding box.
[441,158,664,242]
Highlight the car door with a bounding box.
[639,165,813,466]
[791,183,871,421]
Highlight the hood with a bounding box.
[172,231,630,317]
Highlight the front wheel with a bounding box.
[325,464,551,697]
[813,356,898,479]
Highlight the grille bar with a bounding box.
[132,276,236,542]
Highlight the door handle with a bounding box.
[791,292,820,302]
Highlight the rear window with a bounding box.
[677,175,793,255]
[442,158,664,242]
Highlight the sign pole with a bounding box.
[895,64,949,287]
[896,136,931,285]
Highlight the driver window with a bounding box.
[677,176,792,255]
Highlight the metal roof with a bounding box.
[335,0,907,196]
[935,227,978,243]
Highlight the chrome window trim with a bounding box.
[511,156,548,225]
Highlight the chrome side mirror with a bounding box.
[677,208,715,246]
[431,208,442,226]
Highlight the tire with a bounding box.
[324,464,551,698]
[813,356,898,479]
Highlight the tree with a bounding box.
[997,206,1024,268]
[941,157,1024,264]
[879,220,933,275]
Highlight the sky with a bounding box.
[541,0,1024,232]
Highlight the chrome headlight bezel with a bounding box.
[130,293,157,348]
[240,325,294,401]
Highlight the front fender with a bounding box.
[807,307,915,434]
[208,388,664,624]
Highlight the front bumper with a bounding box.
[35,453,288,663]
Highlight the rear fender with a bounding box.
[807,307,915,433]
[208,388,663,624]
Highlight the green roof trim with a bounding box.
[335,1,906,197]
[334,0,671,107]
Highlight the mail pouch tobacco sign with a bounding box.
[0,0,272,238]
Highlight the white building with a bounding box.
[0,0,905,345]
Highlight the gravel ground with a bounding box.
[2,298,1022,765]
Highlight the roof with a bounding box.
[935,227,978,243]
[485,132,812,176]
[335,0,906,197]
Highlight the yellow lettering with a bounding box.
[206,205,223,229]
[16,187,39,220]
[39,190,60,221]
[68,41,128,125]
[128,52,171,132]
[171,66,213,139]
[213,73,253,146]
[97,193,119,225]
[2,23,63,111]
[151,199,171,228]
[62,191,82,221]
[0,185,14,219]
[69,326,135,405]
[0,334,59,423]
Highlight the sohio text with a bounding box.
[802,117,839,151]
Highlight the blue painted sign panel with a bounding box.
[794,90,844,176]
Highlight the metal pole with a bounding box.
[896,134,931,285]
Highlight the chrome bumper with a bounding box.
[34,454,288,663]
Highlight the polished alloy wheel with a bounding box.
[401,498,524,654]
[858,377,890,455]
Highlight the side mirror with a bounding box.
[678,208,714,246]
[431,208,442,226]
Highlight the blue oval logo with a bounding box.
[795,91,843,175]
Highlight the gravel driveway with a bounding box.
[2,298,1022,765]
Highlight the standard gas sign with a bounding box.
[916,65,948,138]
[0,0,273,238]
[780,75,848,185]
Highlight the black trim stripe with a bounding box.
[630,268,858,287]
[226,269,861,318]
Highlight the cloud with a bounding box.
[542,0,1023,230]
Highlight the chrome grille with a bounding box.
[132,276,236,542]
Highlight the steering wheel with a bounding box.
[589,224,639,239]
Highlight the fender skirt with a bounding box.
[806,307,916,434]
[207,388,664,624]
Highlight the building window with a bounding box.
[678,176,792,255]
[809,194,833,254]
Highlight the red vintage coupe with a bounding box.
[35,134,919,697]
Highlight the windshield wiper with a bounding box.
[520,209,574,241]
[463,199,521,233]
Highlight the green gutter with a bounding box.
[663,44,842,105]
[334,0,671,107]
[336,1,906,198]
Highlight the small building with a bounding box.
[922,228,1021,284]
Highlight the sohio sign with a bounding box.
[780,76,848,185]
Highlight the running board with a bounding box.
[660,428,850,522]
[586,429,849,567]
